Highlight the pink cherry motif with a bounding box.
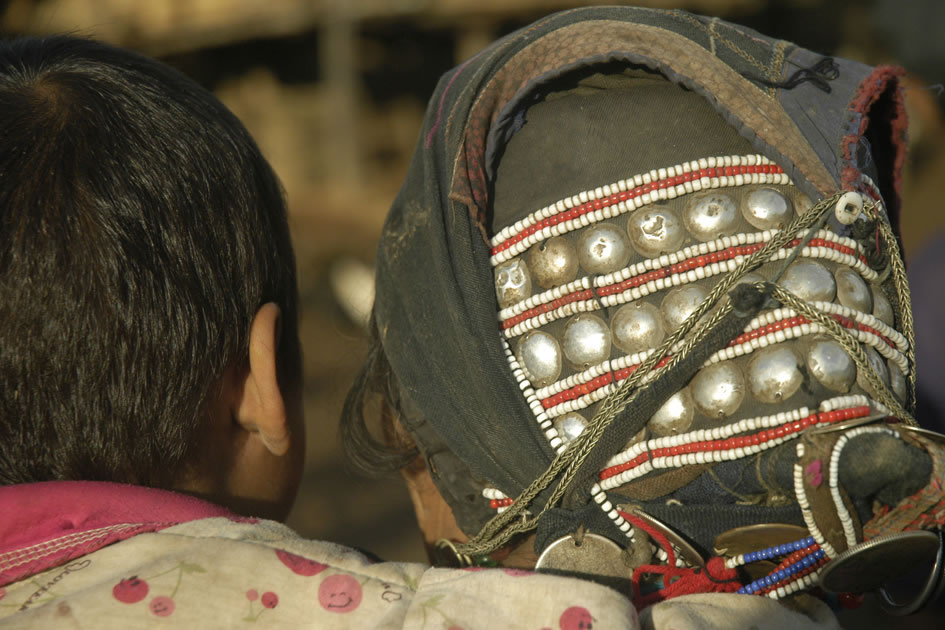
[112,577,149,604]
[261,591,279,609]
[559,606,594,630]
[149,595,175,617]
[246,589,259,601]
[318,574,363,613]
[276,549,328,577]
[805,459,824,488]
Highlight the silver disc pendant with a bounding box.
[648,388,695,436]
[553,412,589,445]
[563,314,612,368]
[684,193,738,242]
[748,346,803,403]
[627,206,685,258]
[611,302,665,354]
[742,188,793,230]
[779,260,836,303]
[691,362,746,419]
[889,360,907,401]
[495,258,532,308]
[517,330,562,387]
[872,287,895,327]
[661,285,709,332]
[835,267,872,313]
[577,223,631,275]
[535,532,632,595]
[807,339,856,393]
[528,236,579,289]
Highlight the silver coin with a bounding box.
[691,362,746,419]
[495,258,532,308]
[648,388,695,436]
[889,360,907,402]
[748,345,803,403]
[857,345,890,391]
[872,287,895,327]
[517,330,562,387]
[661,285,709,332]
[612,302,665,354]
[742,188,793,230]
[528,236,579,289]
[562,314,612,368]
[684,193,738,242]
[627,206,686,258]
[553,412,589,445]
[807,339,856,393]
[535,532,632,594]
[779,260,836,303]
[577,223,631,275]
[623,427,646,451]
[835,267,872,313]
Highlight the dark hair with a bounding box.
[0,36,300,487]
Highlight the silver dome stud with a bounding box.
[889,361,907,402]
[742,188,793,230]
[780,260,836,303]
[554,412,589,445]
[872,287,895,327]
[835,267,873,313]
[528,236,579,289]
[661,285,709,332]
[623,427,646,451]
[611,302,665,354]
[748,345,803,404]
[648,388,695,436]
[858,345,890,391]
[691,362,746,419]
[562,314,612,368]
[807,339,856,393]
[627,206,686,258]
[734,271,766,289]
[835,192,864,225]
[795,193,815,216]
[495,258,532,308]
[517,330,562,387]
[684,193,738,242]
[577,223,631,275]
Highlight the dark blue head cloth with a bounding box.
[374,6,909,535]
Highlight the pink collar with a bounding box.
[0,481,238,587]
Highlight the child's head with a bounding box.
[0,36,304,519]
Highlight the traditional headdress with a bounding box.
[374,6,945,613]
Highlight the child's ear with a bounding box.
[235,302,289,455]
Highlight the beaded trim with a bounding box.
[738,539,827,598]
[795,441,838,559]
[502,339,561,449]
[501,230,874,338]
[490,154,787,264]
[597,398,873,491]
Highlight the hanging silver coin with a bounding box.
[661,285,709,332]
[779,260,836,303]
[872,287,895,327]
[627,206,686,258]
[742,188,793,230]
[748,346,803,403]
[835,267,872,313]
[495,258,532,308]
[577,223,631,275]
[554,412,589,445]
[648,388,695,436]
[612,302,665,354]
[807,339,856,393]
[691,362,746,419]
[517,330,562,387]
[888,361,907,402]
[528,236,579,289]
[563,314,612,368]
[857,345,890,391]
[684,193,738,242]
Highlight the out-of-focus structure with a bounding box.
[4,2,944,623]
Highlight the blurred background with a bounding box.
[4,0,944,623]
